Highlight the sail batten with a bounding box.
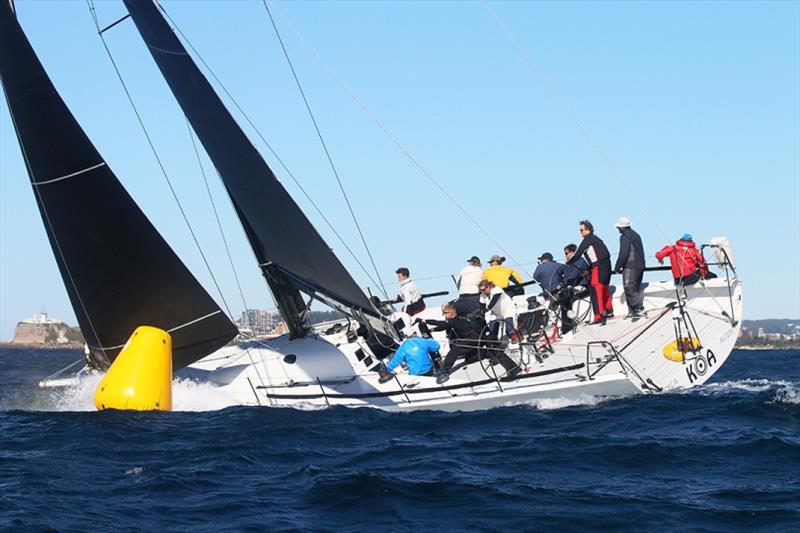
[124,0,386,336]
[0,2,239,369]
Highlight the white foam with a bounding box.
[39,374,237,412]
[769,383,800,406]
[511,394,604,411]
[171,378,238,412]
[702,379,794,394]
[51,373,104,411]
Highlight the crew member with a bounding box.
[532,252,565,298]
[378,328,439,382]
[394,267,425,316]
[421,304,481,383]
[454,256,482,316]
[614,217,646,317]
[479,280,517,340]
[482,255,524,296]
[655,234,710,286]
[567,220,613,325]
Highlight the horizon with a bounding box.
[1,0,798,340]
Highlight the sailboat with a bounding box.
[2,0,743,411]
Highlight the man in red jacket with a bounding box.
[655,234,709,286]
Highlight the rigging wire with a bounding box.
[86,0,233,319]
[2,86,106,361]
[480,1,736,310]
[184,119,250,326]
[264,0,531,278]
[480,0,671,244]
[262,0,388,299]
[158,8,388,296]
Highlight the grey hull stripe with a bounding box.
[34,162,106,186]
[89,310,226,351]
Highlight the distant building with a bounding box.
[757,327,765,338]
[238,309,286,338]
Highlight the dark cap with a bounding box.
[467,256,481,264]
[538,252,554,261]
[489,254,504,263]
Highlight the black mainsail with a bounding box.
[124,0,393,339]
[0,0,238,369]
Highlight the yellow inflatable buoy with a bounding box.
[94,326,173,411]
[662,337,701,363]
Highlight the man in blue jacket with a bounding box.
[613,217,646,317]
[533,252,565,298]
[379,330,439,382]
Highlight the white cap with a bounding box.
[615,217,632,228]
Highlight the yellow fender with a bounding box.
[94,326,172,411]
[662,337,701,363]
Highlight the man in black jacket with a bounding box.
[614,217,646,317]
[420,304,519,383]
[567,219,614,324]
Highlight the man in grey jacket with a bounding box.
[614,217,646,317]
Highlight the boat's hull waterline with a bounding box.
[166,278,741,411]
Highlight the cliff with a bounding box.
[7,320,84,348]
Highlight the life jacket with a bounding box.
[656,240,708,279]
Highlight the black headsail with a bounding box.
[0,0,238,370]
[123,0,393,339]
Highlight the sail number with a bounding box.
[685,350,717,383]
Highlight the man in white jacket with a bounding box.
[478,279,522,377]
[395,267,425,316]
[454,256,482,315]
[478,280,517,340]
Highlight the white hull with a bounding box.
[172,277,742,411]
[39,277,742,411]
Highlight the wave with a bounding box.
[682,378,797,395]
[22,375,239,412]
[507,393,606,410]
[769,383,800,406]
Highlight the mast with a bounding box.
[0,1,239,369]
[123,0,396,340]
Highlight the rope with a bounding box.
[480,0,671,245]
[86,1,230,318]
[264,0,530,277]
[158,7,386,294]
[262,0,388,299]
[184,120,244,324]
[40,357,87,384]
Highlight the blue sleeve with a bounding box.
[386,345,407,372]
[425,338,440,352]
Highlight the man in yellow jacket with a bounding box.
[482,255,524,295]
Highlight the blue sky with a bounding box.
[1,0,798,340]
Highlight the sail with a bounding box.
[123,0,389,338]
[0,1,238,370]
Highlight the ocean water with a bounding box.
[1,348,797,531]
